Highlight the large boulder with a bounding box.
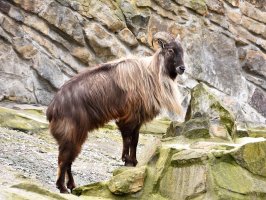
[166,83,235,140]
[0,0,265,126]
[0,106,48,133]
[74,134,266,199]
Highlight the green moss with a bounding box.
[189,0,208,15]
[211,102,235,136]
[210,155,253,194]
[164,121,184,138]
[152,147,180,193]
[182,117,210,139]
[11,183,67,200]
[210,154,266,198]
[248,127,266,138]
[108,166,147,195]
[140,119,171,135]
[231,141,266,177]
[0,107,48,132]
[171,150,208,167]
[73,181,113,198]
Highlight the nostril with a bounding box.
[179,65,185,71]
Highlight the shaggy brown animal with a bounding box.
[46,32,185,193]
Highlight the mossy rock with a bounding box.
[0,106,48,132]
[247,123,266,138]
[2,182,80,200]
[210,155,266,199]
[231,140,266,177]
[182,117,210,139]
[140,118,171,135]
[73,181,114,198]
[108,166,147,195]
[185,83,235,140]
[164,121,183,138]
[190,0,208,15]
[171,149,209,166]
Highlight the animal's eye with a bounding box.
[168,49,174,54]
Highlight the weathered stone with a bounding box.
[24,15,50,36]
[32,53,70,89]
[13,37,38,59]
[242,50,266,78]
[246,123,266,137]
[108,166,147,195]
[137,0,179,20]
[245,0,266,12]
[175,0,208,16]
[70,47,95,65]
[210,155,266,199]
[159,164,207,200]
[0,40,38,103]
[0,0,11,14]
[226,9,242,24]
[183,31,247,98]
[164,121,183,138]
[250,88,266,118]
[224,0,239,7]
[39,1,85,45]
[11,0,46,13]
[240,1,266,24]
[171,150,208,166]
[189,83,235,136]
[118,0,150,36]
[140,118,171,135]
[241,16,266,38]
[231,141,266,177]
[0,106,48,132]
[118,28,138,47]
[182,117,210,139]
[1,14,24,37]
[85,22,128,61]
[206,0,225,14]
[72,181,112,198]
[8,5,24,22]
[78,0,126,32]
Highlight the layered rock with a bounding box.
[0,0,265,124]
[72,85,266,200]
[73,135,266,199]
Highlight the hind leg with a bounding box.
[56,142,82,193]
[66,163,75,192]
[66,144,82,192]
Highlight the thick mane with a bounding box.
[112,50,182,118]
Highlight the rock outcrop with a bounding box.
[0,0,265,124]
[73,83,266,200]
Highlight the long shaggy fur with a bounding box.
[47,49,182,143]
[46,39,184,193]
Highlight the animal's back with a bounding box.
[46,64,126,143]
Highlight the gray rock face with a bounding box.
[0,0,265,123]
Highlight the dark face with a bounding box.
[161,41,185,80]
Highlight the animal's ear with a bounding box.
[157,39,166,49]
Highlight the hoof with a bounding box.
[67,182,76,192]
[59,188,69,194]
[124,159,138,167]
[57,185,69,194]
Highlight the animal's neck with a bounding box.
[141,50,163,74]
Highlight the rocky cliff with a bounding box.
[0,0,265,123]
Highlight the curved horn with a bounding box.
[153,32,175,48]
